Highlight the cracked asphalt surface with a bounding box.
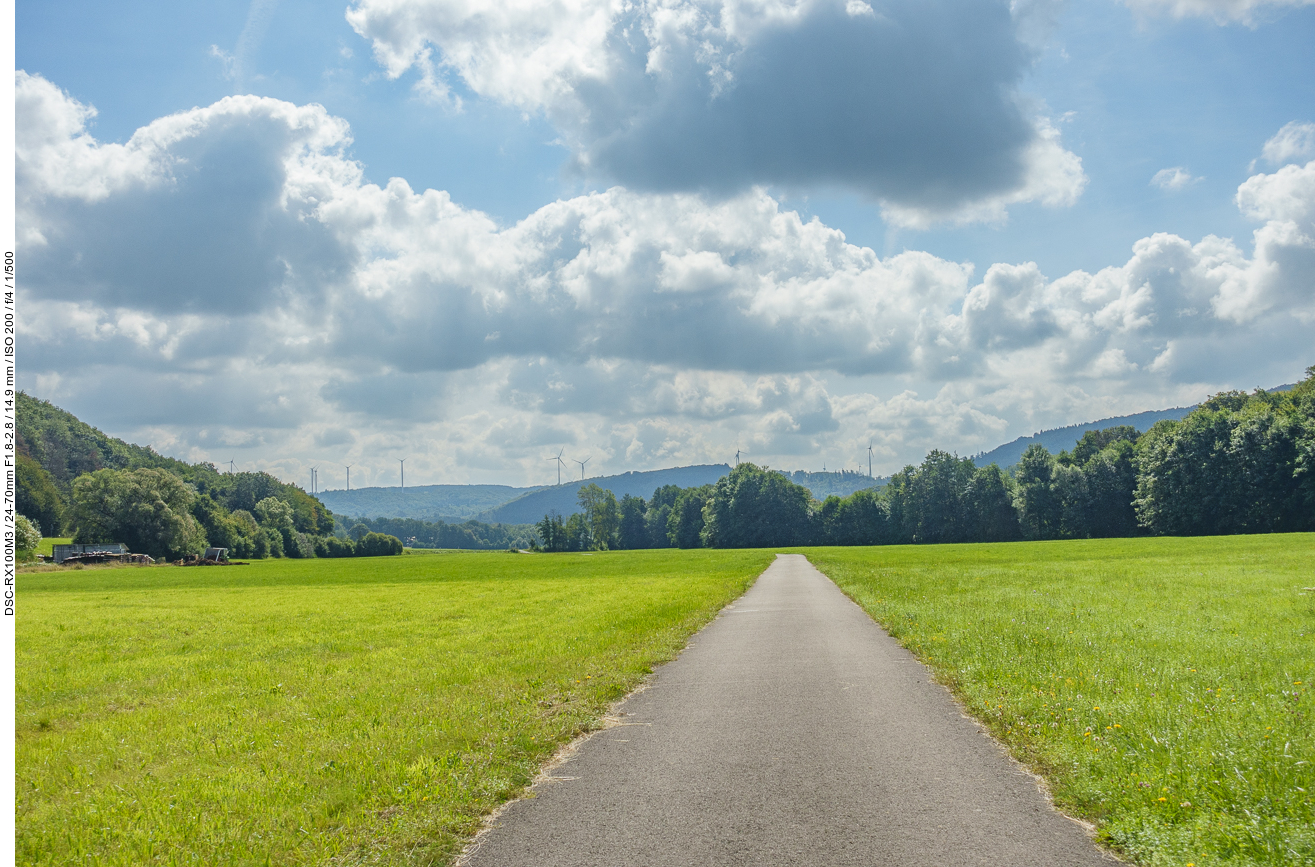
[463,553,1119,866]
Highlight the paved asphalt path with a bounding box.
[463,554,1118,866]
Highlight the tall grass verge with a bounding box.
[807,535,1314,867]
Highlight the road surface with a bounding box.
[463,554,1118,866]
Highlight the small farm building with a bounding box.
[52,543,128,564]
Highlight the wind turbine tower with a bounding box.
[868,443,874,478]
[546,449,566,485]
[399,458,406,491]
[575,457,590,481]
[345,465,351,491]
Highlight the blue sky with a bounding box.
[16,0,1315,488]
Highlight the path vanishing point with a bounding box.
[463,554,1119,866]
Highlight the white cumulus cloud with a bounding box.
[1261,121,1315,165]
[17,74,1314,485]
[345,0,1085,226]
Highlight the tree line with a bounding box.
[20,463,407,562]
[340,515,537,550]
[536,369,1315,550]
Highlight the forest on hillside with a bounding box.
[15,393,539,558]
[14,394,395,560]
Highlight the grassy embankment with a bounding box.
[16,549,775,866]
[807,534,1313,867]
[34,537,71,558]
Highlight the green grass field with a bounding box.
[16,549,775,866]
[806,535,1314,867]
[19,537,1313,867]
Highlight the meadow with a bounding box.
[807,534,1314,867]
[18,536,1313,867]
[15,549,775,866]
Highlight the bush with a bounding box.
[16,515,41,555]
[356,532,403,557]
[289,531,317,559]
[322,536,355,557]
[263,527,285,558]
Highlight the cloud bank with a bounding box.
[1121,0,1315,24]
[17,73,1315,485]
[345,0,1085,226]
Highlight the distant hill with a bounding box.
[972,406,1197,469]
[781,470,886,499]
[317,484,543,522]
[323,465,887,523]
[478,465,733,524]
[16,392,334,539]
[972,383,1296,469]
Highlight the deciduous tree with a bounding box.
[667,485,713,549]
[577,483,620,550]
[616,494,648,549]
[701,464,813,548]
[16,453,64,536]
[68,468,206,560]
